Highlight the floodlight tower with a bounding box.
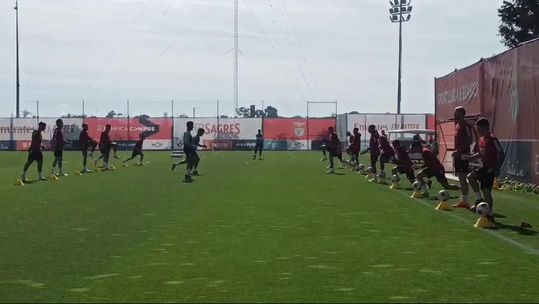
[14,0,20,118]
[389,0,413,114]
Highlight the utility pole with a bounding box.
[234,0,239,116]
[15,0,20,118]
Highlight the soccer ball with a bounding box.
[357,164,365,172]
[437,190,450,202]
[378,171,386,179]
[391,174,400,183]
[476,202,491,217]
[367,167,374,174]
[412,181,422,192]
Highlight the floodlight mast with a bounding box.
[389,0,413,114]
[15,0,20,118]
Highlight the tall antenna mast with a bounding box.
[234,0,238,116]
[15,0,20,118]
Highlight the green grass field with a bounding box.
[0,151,538,303]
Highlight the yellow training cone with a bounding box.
[14,179,25,186]
[48,174,59,181]
[390,182,400,190]
[435,201,452,211]
[74,171,82,176]
[410,191,422,199]
[474,216,495,229]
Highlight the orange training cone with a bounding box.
[474,216,495,229]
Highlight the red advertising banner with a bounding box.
[435,62,482,121]
[263,118,335,140]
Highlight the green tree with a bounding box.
[264,106,279,118]
[498,0,539,48]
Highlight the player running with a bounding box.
[326,126,340,174]
[191,128,207,175]
[391,139,415,184]
[95,124,113,170]
[51,119,68,176]
[350,128,361,168]
[416,147,459,196]
[320,138,329,162]
[123,134,146,166]
[253,129,264,160]
[452,106,476,208]
[462,118,504,222]
[182,121,196,182]
[363,125,381,173]
[21,122,47,182]
[378,134,395,174]
[79,123,97,173]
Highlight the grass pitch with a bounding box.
[0,151,538,303]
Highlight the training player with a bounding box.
[21,122,47,182]
[378,134,394,174]
[79,123,97,173]
[326,126,340,174]
[350,128,361,168]
[95,124,113,170]
[253,129,264,160]
[452,106,476,208]
[51,119,67,176]
[191,128,207,175]
[416,147,459,195]
[320,138,329,162]
[182,121,196,182]
[391,139,415,184]
[363,125,380,173]
[123,134,146,166]
[462,118,503,222]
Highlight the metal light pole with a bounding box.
[15,0,20,118]
[389,0,413,114]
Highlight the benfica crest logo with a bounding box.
[293,122,306,137]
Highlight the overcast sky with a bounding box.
[0,0,507,118]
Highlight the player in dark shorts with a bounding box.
[123,134,146,166]
[351,128,361,168]
[21,122,47,182]
[95,124,113,170]
[391,140,415,184]
[462,118,503,222]
[320,138,329,162]
[51,119,68,177]
[191,128,207,175]
[326,126,340,174]
[378,134,395,173]
[416,147,459,195]
[253,129,264,160]
[79,123,97,173]
[452,106,475,208]
[363,124,380,173]
[182,121,196,182]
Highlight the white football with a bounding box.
[378,171,386,179]
[391,174,400,183]
[476,202,491,217]
[367,167,374,173]
[437,190,450,202]
[412,181,422,192]
[357,164,365,172]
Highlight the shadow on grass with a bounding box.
[492,222,537,236]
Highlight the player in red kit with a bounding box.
[51,119,68,176]
[351,128,361,168]
[364,124,380,174]
[452,106,475,208]
[416,147,459,195]
[379,134,395,174]
[79,123,97,173]
[391,139,415,184]
[123,134,146,166]
[326,126,340,174]
[21,122,47,182]
[95,124,113,170]
[462,118,505,222]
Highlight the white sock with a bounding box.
[475,192,482,200]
